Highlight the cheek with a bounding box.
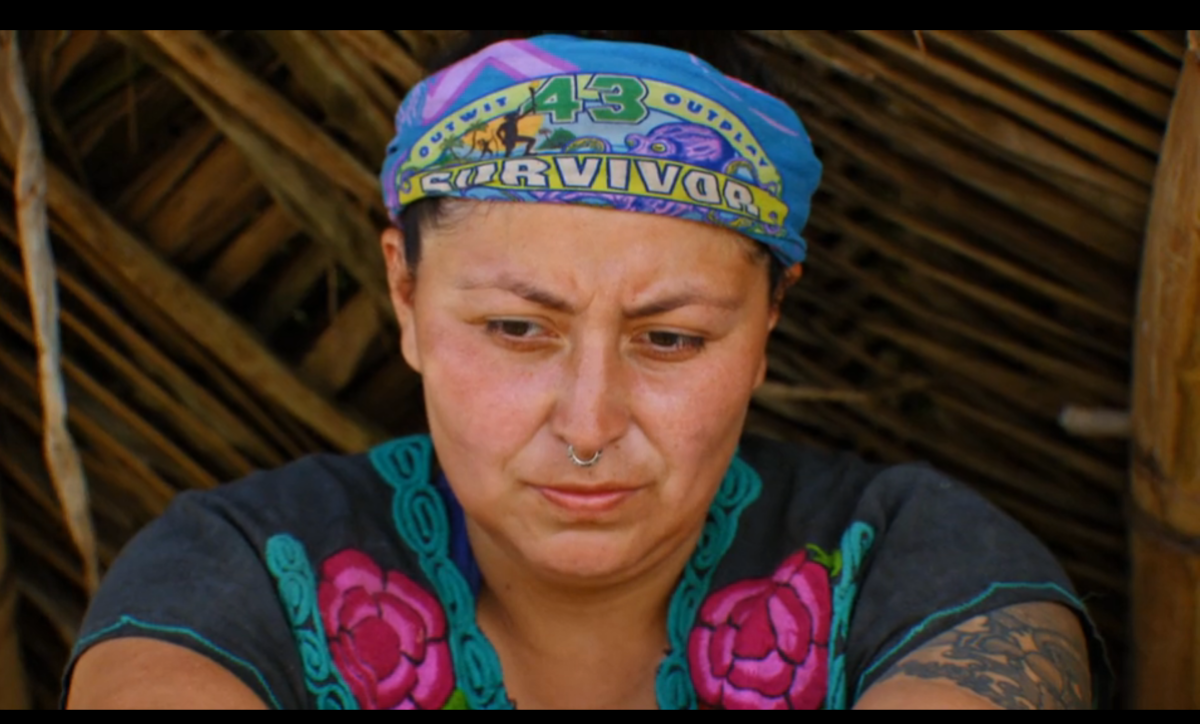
[633,342,763,470]
[417,316,555,467]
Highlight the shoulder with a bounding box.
[151,448,408,564]
[97,449,392,585]
[702,436,1107,709]
[856,600,1094,710]
[181,450,382,527]
[67,444,426,710]
[733,433,996,560]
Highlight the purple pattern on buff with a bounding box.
[624,123,736,170]
[688,551,832,710]
[421,41,577,122]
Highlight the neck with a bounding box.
[468,519,703,709]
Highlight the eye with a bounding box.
[486,319,545,339]
[644,331,706,354]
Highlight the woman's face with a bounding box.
[383,202,779,585]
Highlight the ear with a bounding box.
[770,262,803,309]
[381,227,423,374]
[754,309,780,390]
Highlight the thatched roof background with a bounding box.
[0,30,1191,707]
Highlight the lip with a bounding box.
[535,485,642,514]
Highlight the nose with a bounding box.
[550,333,631,458]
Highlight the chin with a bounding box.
[523,531,645,582]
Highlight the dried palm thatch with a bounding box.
[0,30,1194,709]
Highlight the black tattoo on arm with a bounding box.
[874,602,1092,710]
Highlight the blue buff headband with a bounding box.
[380,35,823,266]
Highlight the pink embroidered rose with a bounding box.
[688,551,832,710]
[318,550,455,710]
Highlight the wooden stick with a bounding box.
[115,119,221,223]
[0,141,383,454]
[934,393,1126,500]
[1132,30,1188,61]
[820,172,1133,328]
[0,221,286,469]
[49,30,102,91]
[316,30,401,117]
[332,30,426,89]
[851,30,1159,184]
[752,30,1151,205]
[0,348,176,515]
[926,30,1163,154]
[259,30,393,158]
[805,116,1136,301]
[1130,37,1200,709]
[808,249,1078,422]
[126,30,378,205]
[813,208,1130,360]
[771,290,1128,534]
[759,43,1144,263]
[201,204,297,300]
[753,381,873,405]
[252,241,334,336]
[994,31,1173,120]
[300,290,386,393]
[140,140,265,262]
[114,30,393,320]
[0,294,222,489]
[859,321,1126,494]
[1059,406,1132,439]
[1063,30,1180,91]
[0,31,99,595]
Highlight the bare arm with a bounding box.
[66,638,269,710]
[854,601,1092,710]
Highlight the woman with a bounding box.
[65,34,1106,710]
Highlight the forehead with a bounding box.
[422,200,768,271]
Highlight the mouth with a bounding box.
[534,484,643,514]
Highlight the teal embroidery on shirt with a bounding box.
[824,522,876,710]
[370,435,513,711]
[265,534,359,710]
[656,452,763,710]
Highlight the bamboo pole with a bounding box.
[0,495,29,711]
[0,31,100,595]
[1130,35,1200,710]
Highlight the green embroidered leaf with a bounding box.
[805,544,843,578]
[441,689,470,711]
[828,550,843,579]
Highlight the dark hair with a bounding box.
[398,30,789,299]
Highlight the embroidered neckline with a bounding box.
[825,522,875,710]
[370,434,763,710]
[265,535,360,710]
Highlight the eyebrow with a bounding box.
[624,291,741,318]
[458,276,577,313]
[457,275,741,318]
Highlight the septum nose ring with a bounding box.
[567,445,602,468]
